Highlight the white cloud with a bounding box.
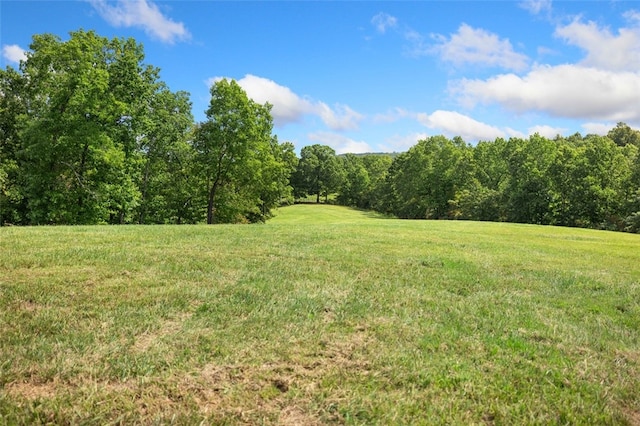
[555,18,640,71]
[452,64,640,123]
[431,23,529,71]
[209,74,315,126]
[376,108,525,144]
[88,0,190,44]
[581,122,616,136]
[371,12,397,34]
[519,0,552,15]
[2,44,27,64]
[528,124,566,138]
[373,15,527,70]
[308,132,372,155]
[580,122,640,137]
[207,75,364,131]
[417,110,507,142]
[505,127,526,139]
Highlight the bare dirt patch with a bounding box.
[4,380,58,400]
[179,327,375,424]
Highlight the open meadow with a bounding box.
[1,204,639,424]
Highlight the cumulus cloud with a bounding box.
[581,122,616,136]
[555,18,640,71]
[446,13,640,126]
[208,75,315,126]
[371,14,528,70]
[375,108,526,143]
[88,0,190,44]
[431,24,529,71]
[2,44,27,63]
[371,12,398,34]
[207,75,364,131]
[308,132,372,154]
[452,64,640,123]
[417,110,508,142]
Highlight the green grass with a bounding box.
[1,204,639,424]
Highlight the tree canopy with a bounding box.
[319,132,640,233]
[194,79,293,223]
[291,144,343,203]
[0,30,296,225]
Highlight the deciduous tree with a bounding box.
[9,30,173,224]
[194,79,282,223]
[292,144,342,203]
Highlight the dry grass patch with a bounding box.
[179,328,376,424]
[131,314,190,354]
[4,381,58,401]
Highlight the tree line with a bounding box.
[2,30,640,232]
[1,30,296,225]
[293,126,640,233]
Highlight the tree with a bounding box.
[452,138,510,221]
[381,136,472,219]
[547,139,584,226]
[292,144,342,203]
[136,88,195,223]
[580,135,633,228]
[0,66,27,224]
[253,138,298,220]
[335,153,393,210]
[504,134,557,225]
[361,154,393,211]
[607,122,640,148]
[18,31,134,223]
[4,30,174,225]
[194,79,278,224]
[337,154,370,208]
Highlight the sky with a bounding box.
[2,0,640,154]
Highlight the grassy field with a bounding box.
[1,204,639,425]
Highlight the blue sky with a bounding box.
[2,1,640,154]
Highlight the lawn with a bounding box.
[1,204,639,424]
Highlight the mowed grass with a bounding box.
[1,204,639,425]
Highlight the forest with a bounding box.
[2,30,640,232]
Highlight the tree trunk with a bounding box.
[138,156,152,224]
[76,141,90,221]
[207,182,218,224]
